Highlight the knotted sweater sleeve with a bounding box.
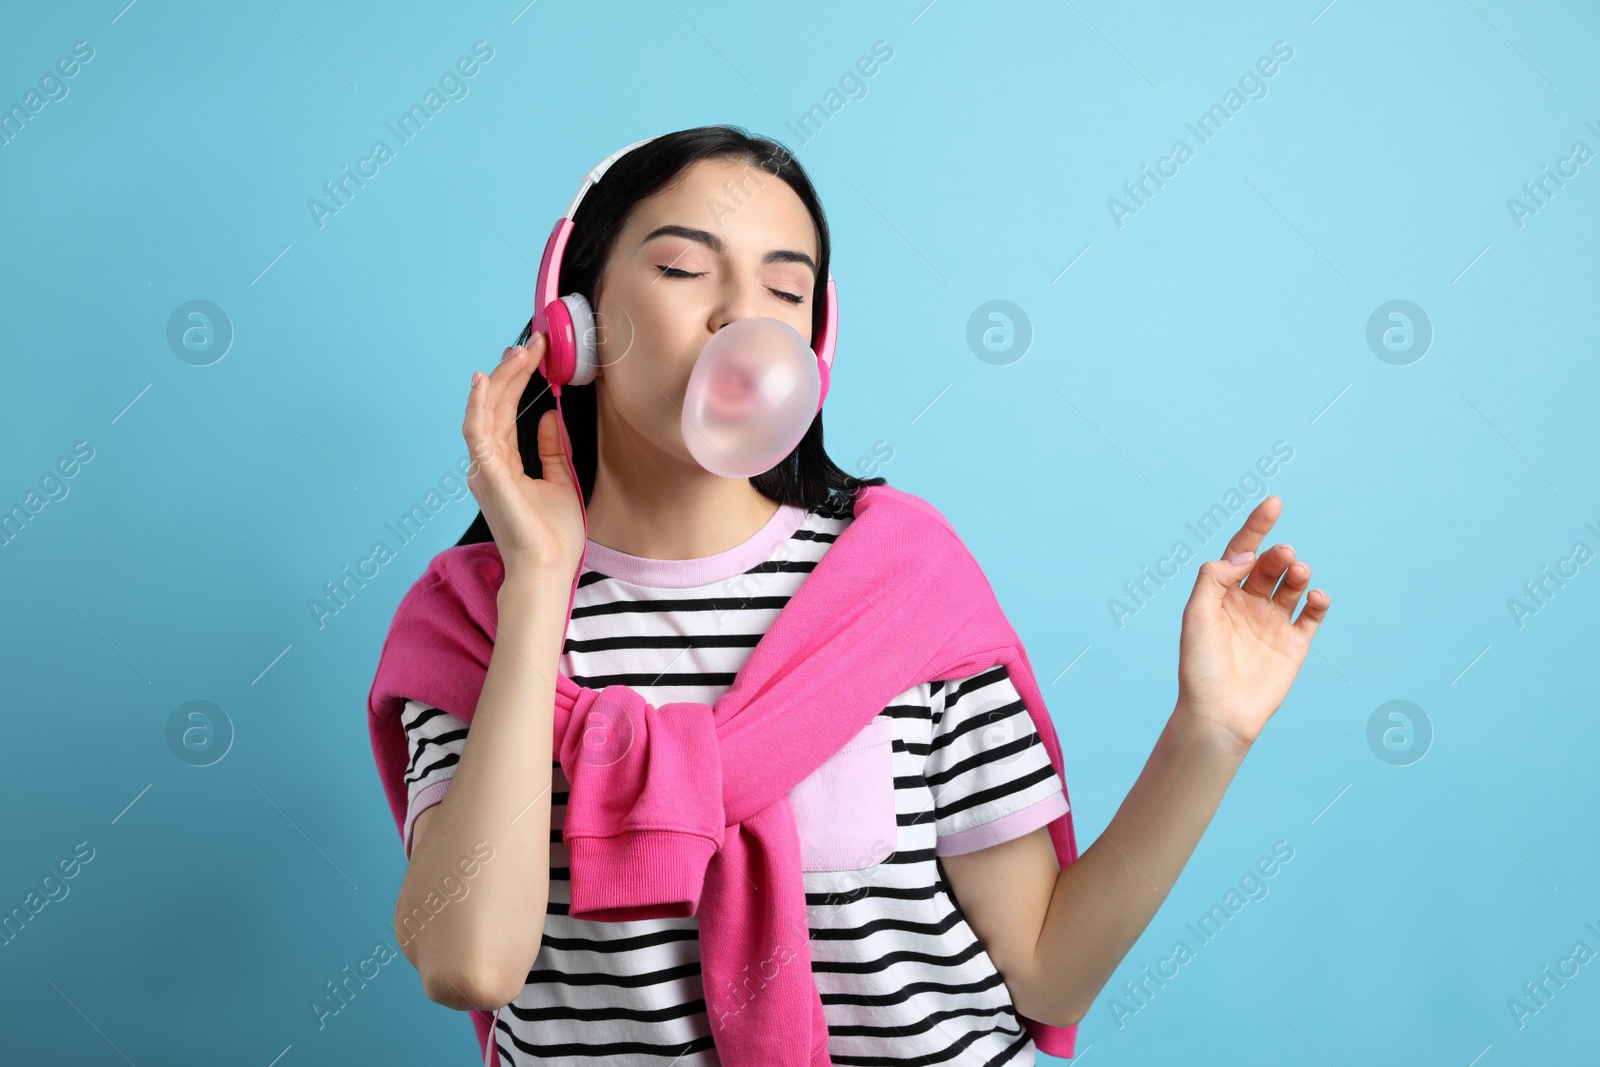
[555,683,729,922]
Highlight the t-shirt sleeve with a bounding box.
[400,699,468,860]
[926,664,1070,857]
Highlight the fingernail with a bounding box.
[471,370,483,388]
[1229,551,1255,565]
[500,348,514,363]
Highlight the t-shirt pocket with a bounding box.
[788,715,897,872]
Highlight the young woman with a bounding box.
[386,125,1329,1065]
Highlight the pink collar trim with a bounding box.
[579,503,810,588]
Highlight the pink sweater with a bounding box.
[367,483,1081,1064]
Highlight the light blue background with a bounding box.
[2,0,1597,1063]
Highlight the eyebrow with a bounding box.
[640,224,817,275]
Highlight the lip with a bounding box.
[702,364,758,420]
[711,366,755,399]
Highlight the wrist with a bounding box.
[1171,701,1256,761]
[498,565,576,602]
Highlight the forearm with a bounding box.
[396,569,570,1008]
[1031,704,1251,1023]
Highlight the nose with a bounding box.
[710,275,766,335]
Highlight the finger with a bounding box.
[1218,496,1282,564]
[1193,552,1261,610]
[1270,557,1312,616]
[481,331,548,433]
[1240,543,1296,600]
[537,408,576,490]
[527,328,549,368]
[491,342,542,458]
[483,341,529,420]
[524,330,552,395]
[461,368,499,484]
[1292,587,1331,641]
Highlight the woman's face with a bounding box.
[589,156,820,467]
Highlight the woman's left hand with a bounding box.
[1175,495,1330,750]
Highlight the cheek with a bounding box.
[592,301,639,370]
[601,299,695,389]
[595,315,693,444]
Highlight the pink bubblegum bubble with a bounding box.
[681,317,820,478]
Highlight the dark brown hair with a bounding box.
[455,124,884,547]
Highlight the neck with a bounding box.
[582,397,783,561]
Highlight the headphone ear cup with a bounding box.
[561,292,600,386]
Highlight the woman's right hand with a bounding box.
[462,332,586,583]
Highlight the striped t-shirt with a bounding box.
[400,493,1070,1065]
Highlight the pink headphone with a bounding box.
[530,134,837,410]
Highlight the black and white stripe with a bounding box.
[401,499,1065,1065]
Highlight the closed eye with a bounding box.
[653,264,805,305]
